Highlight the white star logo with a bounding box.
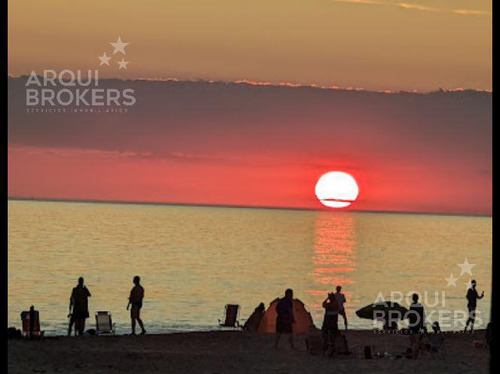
[98,52,112,66]
[110,36,129,55]
[117,58,129,70]
[464,280,473,291]
[457,258,476,276]
[445,273,458,287]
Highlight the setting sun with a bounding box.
[315,171,359,209]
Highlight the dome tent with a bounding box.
[257,297,316,334]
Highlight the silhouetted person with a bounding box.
[274,288,294,349]
[69,277,91,336]
[427,321,444,353]
[407,293,426,359]
[408,293,425,334]
[243,302,265,332]
[127,276,146,335]
[465,279,484,332]
[29,305,35,340]
[322,292,339,353]
[335,285,348,331]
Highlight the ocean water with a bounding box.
[8,200,492,336]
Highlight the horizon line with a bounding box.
[8,74,492,95]
[8,196,491,218]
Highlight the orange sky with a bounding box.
[8,78,492,215]
[7,1,492,214]
[8,0,491,91]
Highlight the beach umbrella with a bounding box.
[355,302,408,321]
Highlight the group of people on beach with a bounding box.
[272,286,348,350]
[55,275,487,349]
[68,276,146,336]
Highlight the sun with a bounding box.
[315,171,359,208]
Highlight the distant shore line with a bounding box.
[8,197,491,218]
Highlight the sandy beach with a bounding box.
[8,329,489,374]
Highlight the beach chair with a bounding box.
[20,307,42,339]
[219,304,241,328]
[95,311,115,335]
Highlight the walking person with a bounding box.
[274,288,295,349]
[464,279,484,333]
[69,277,91,336]
[334,285,348,331]
[127,276,146,335]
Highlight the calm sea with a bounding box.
[8,200,492,335]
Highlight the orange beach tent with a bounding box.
[257,298,316,334]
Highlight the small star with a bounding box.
[98,52,111,66]
[117,58,129,70]
[110,36,129,55]
[445,273,458,287]
[457,258,476,276]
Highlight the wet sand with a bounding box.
[8,330,489,374]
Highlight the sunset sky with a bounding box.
[8,1,492,215]
[9,0,491,91]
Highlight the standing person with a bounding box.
[464,279,484,333]
[322,292,339,354]
[69,277,91,336]
[407,293,426,359]
[334,285,348,331]
[274,288,295,349]
[127,276,146,335]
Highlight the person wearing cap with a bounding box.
[464,279,484,332]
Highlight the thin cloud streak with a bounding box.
[453,9,491,16]
[332,0,383,5]
[332,0,491,17]
[398,3,437,12]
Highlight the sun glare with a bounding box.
[315,171,359,209]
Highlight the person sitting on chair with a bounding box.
[243,302,265,332]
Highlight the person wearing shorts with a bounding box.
[127,276,146,335]
[274,288,295,349]
[334,286,348,331]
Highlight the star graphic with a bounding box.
[117,58,129,70]
[445,273,458,287]
[110,36,129,55]
[457,258,476,276]
[98,52,112,66]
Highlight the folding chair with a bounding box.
[219,304,241,328]
[20,306,42,339]
[95,311,115,335]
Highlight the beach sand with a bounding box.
[8,330,489,374]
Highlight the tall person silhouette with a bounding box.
[274,288,295,349]
[465,279,484,332]
[69,277,91,336]
[127,276,146,335]
[334,285,348,331]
